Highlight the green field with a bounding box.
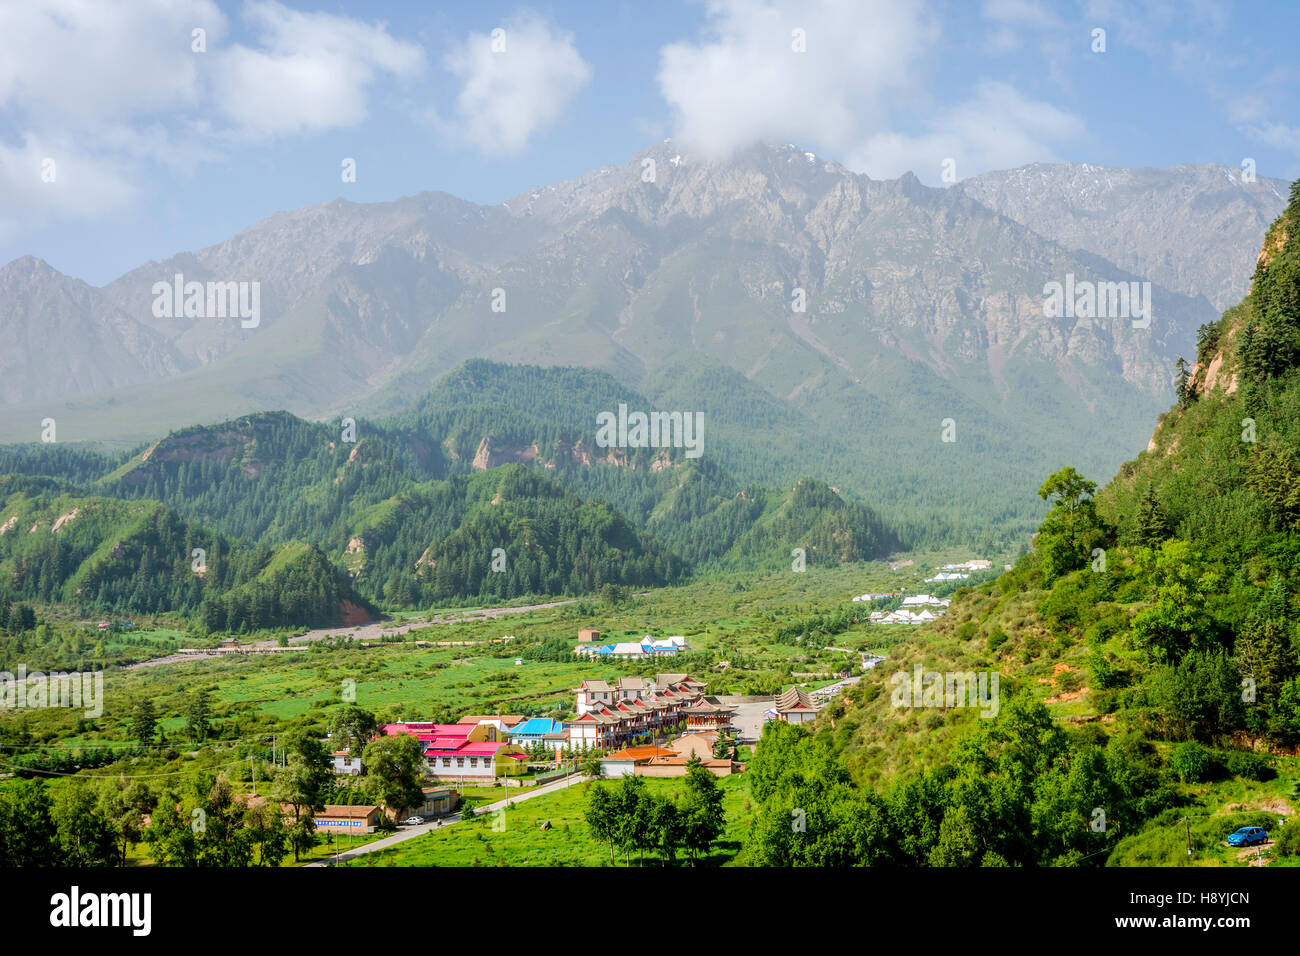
[2,556,981,752]
[350,775,755,867]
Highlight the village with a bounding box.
[284,559,991,838]
[288,669,824,837]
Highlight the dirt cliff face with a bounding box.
[471,437,540,470]
[339,600,370,626]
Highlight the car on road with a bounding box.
[403,816,424,826]
[1226,826,1268,847]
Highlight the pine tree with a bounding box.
[1175,356,1192,407]
[1136,486,1170,546]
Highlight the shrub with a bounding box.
[1167,741,1221,783]
[1089,650,1128,690]
[1273,816,1300,857]
[1221,750,1275,782]
[987,627,1009,653]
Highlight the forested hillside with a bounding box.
[0,475,365,629]
[739,179,1300,867]
[342,466,685,604]
[0,371,901,610]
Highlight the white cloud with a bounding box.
[980,0,1066,53]
[983,0,1062,30]
[657,0,937,161]
[0,0,423,231]
[1244,123,1300,157]
[0,0,223,125]
[849,81,1085,182]
[212,1,425,136]
[439,9,592,155]
[0,135,137,239]
[0,0,224,231]
[656,1,1082,182]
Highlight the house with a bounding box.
[457,715,525,734]
[577,637,689,660]
[578,628,602,642]
[507,717,568,753]
[603,735,739,777]
[423,741,530,783]
[639,755,740,777]
[417,787,460,819]
[576,680,614,715]
[682,696,735,733]
[880,610,917,624]
[608,641,649,659]
[775,687,818,725]
[569,674,710,750]
[382,722,497,744]
[331,751,363,775]
[667,732,720,760]
[641,635,688,656]
[383,721,526,782]
[655,673,707,693]
[615,676,648,701]
[940,559,991,572]
[599,744,676,777]
[312,805,380,834]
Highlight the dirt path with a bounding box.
[120,599,577,671]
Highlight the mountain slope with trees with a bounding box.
[739,178,1300,867]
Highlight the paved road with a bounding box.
[730,700,774,743]
[726,675,864,743]
[306,773,590,867]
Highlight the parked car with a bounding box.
[1226,826,1268,847]
[403,816,424,826]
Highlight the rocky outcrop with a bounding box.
[471,437,540,470]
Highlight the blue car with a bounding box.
[1226,826,1268,847]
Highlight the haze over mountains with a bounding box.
[0,142,1287,542]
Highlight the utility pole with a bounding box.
[1185,816,1192,859]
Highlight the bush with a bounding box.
[1273,816,1300,857]
[987,627,1009,653]
[1221,750,1275,782]
[1167,742,1221,783]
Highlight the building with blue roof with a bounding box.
[507,717,569,753]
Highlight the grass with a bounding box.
[3,556,977,752]
[350,775,755,867]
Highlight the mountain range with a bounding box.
[1,143,1288,543]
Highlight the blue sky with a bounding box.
[3,0,1298,286]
